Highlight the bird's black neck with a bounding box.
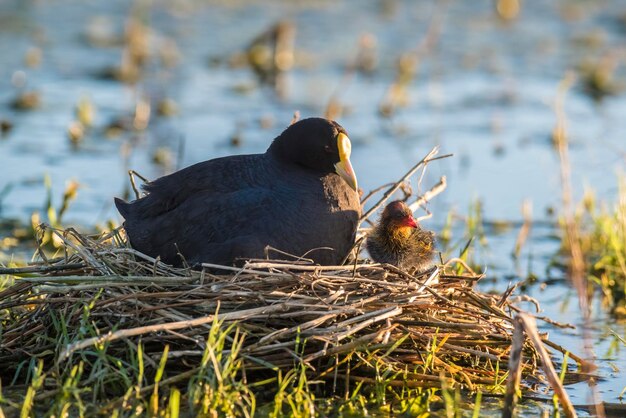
[267,135,293,163]
[267,135,326,174]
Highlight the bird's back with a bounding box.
[116,153,360,266]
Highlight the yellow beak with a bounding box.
[334,132,358,192]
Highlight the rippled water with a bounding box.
[1,0,625,415]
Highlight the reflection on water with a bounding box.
[1,0,625,414]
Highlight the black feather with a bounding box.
[115,118,360,267]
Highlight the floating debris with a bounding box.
[75,96,96,128]
[258,114,275,129]
[102,101,152,138]
[151,146,174,169]
[99,49,141,83]
[158,38,181,68]
[156,97,178,117]
[95,14,150,83]
[235,20,296,97]
[11,70,27,88]
[10,91,41,111]
[379,53,417,117]
[579,55,621,101]
[67,121,85,147]
[133,98,151,130]
[229,132,242,147]
[496,0,521,21]
[103,118,127,138]
[24,46,42,68]
[84,16,121,47]
[353,33,378,74]
[0,119,13,136]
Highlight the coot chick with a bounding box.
[115,117,360,267]
[366,200,436,273]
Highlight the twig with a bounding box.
[359,147,447,226]
[360,182,396,207]
[0,264,86,275]
[554,72,604,418]
[128,170,149,199]
[513,199,532,258]
[59,303,289,360]
[503,316,524,418]
[518,313,577,418]
[409,175,447,214]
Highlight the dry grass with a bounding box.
[0,148,580,416]
[0,223,579,414]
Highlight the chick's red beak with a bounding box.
[403,216,418,228]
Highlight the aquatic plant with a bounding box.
[560,177,626,317]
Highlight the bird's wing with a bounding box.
[134,184,289,265]
[121,154,264,219]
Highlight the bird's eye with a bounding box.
[324,145,332,153]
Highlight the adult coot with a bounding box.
[115,118,360,267]
[366,200,436,273]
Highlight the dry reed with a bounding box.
[0,148,579,413]
[0,224,577,401]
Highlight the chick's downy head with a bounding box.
[380,200,418,239]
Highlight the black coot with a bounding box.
[115,118,360,267]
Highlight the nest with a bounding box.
[0,149,580,413]
[0,224,576,396]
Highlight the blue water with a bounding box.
[1,0,624,415]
